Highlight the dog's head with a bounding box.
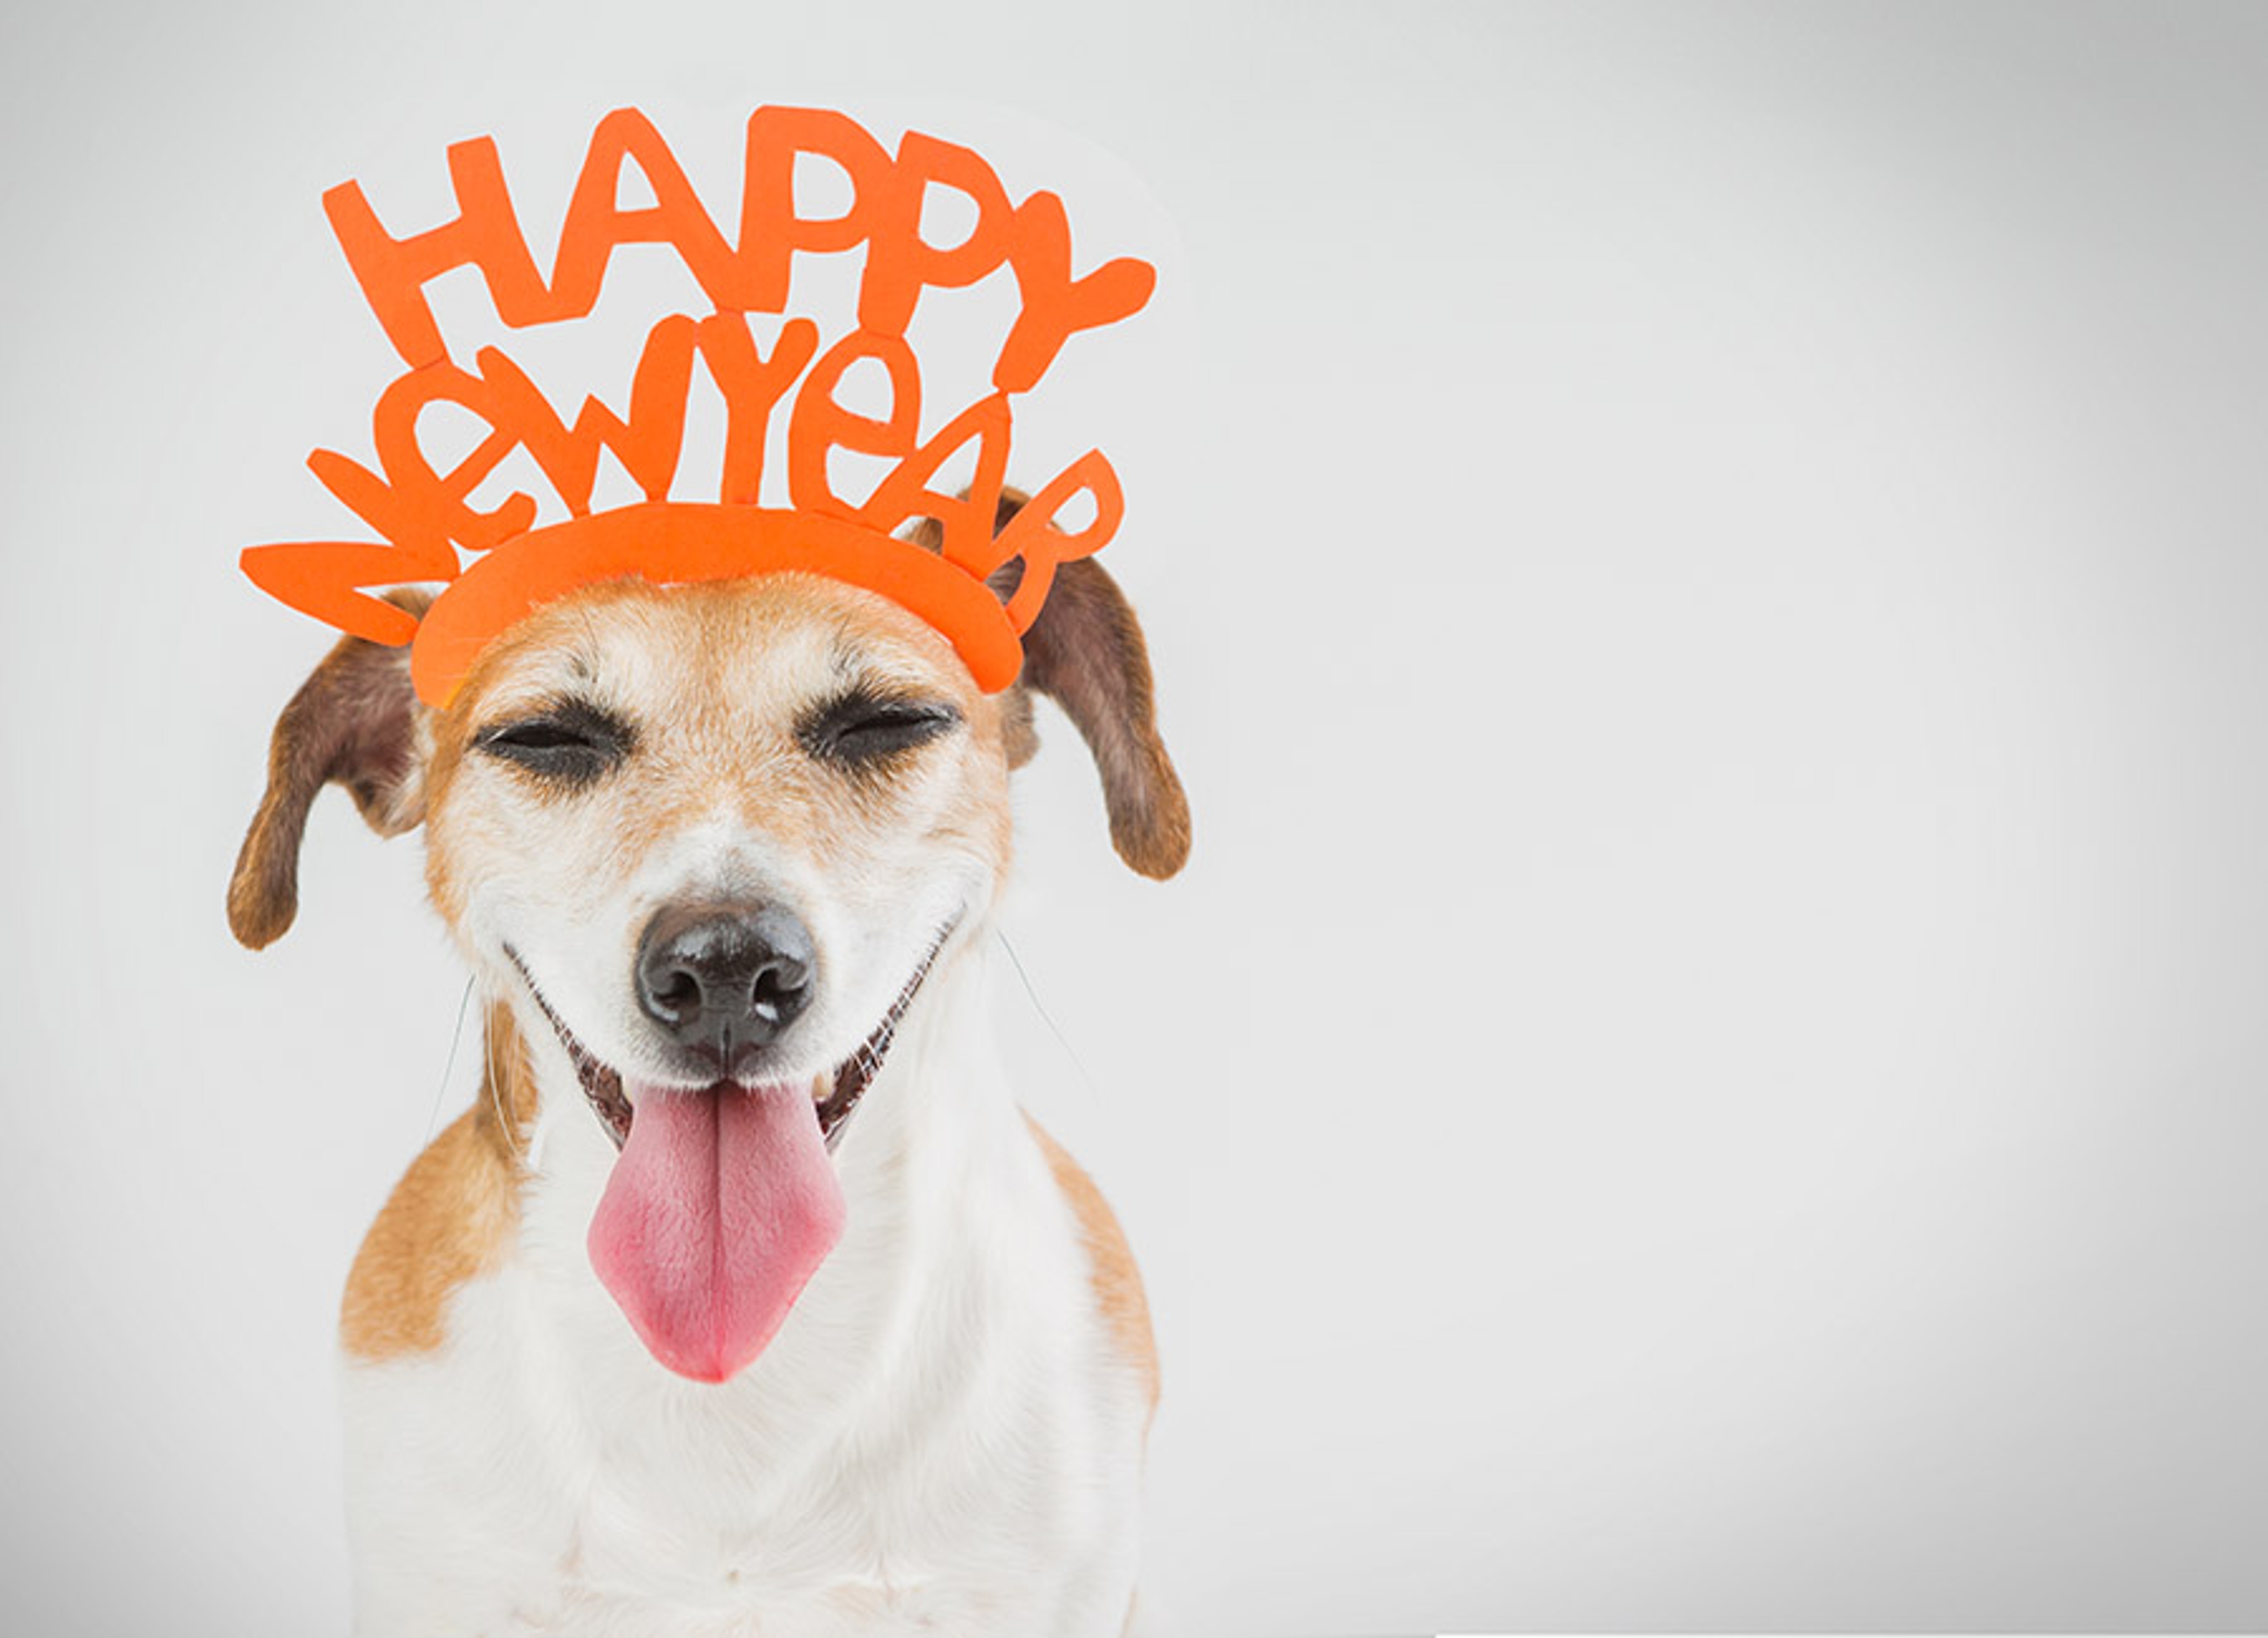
[229,508,1185,1380]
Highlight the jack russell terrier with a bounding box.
[227,500,1189,1636]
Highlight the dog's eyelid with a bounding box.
[476,698,633,746]
[474,698,636,783]
[798,688,961,763]
[815,683,959,724]
[864,696,959,727]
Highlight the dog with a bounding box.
[227,498,1189,1636]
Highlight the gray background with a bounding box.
[4,2,2264,1633]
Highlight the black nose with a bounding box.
[635,903,816,1061]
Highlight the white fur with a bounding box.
[342,936,1152,1636]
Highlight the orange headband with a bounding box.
[242,107,1155,706]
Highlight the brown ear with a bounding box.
[228,591,431,949]
[992,494,1191,880]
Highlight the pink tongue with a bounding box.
[587,1082,846,1383]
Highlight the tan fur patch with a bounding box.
[340,1008,532,1359]
[1025,1115,1159,1414]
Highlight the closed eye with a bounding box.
[475,701,633,784]
[801,691,960,766]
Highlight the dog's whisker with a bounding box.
[484,1006,524,1164]
[995,928,1102,1105]
[426,973,477,1145]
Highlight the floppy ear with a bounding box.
[992,492,1191,880]
[228,591,431,950]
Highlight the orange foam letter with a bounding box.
[698,314,821,505]
[787,330,923,518]
[313,360,541,558]
[739,108,892,312]
[858,392,1012,571]
[994,450,1124,631]
[475,316,701,518]
[550,109,747,317]
[994,192,1155,393]
[241,541,438,648]
[858,132,1015,338]
[324,137,558,369]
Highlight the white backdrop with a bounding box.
[4,4,2265,1633]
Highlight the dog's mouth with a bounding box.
[505,924,954,1384]
[510,927,952,1155]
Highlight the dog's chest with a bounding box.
[525,1479,1073,1637]
[342,1089,1144,1636]
[347,1291,1119,1636]
[540,1369,1099,1630]
[527,1494,1083,1637]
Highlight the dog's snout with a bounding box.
[636,903,816,1060]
